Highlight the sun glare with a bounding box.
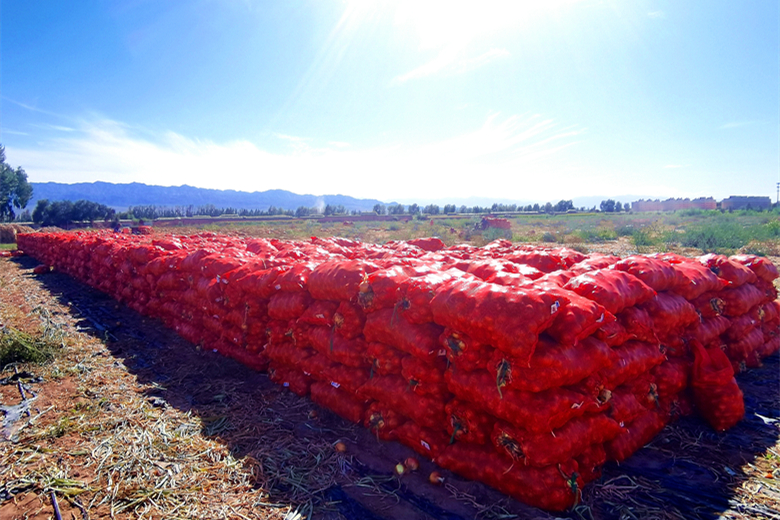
[347,0,581,50]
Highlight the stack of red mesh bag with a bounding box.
[16,232,780,511]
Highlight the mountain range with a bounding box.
[28,182,390,213]
[27,181,649,214]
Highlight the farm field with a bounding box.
[152,209,780,257]
[1,214,780,520]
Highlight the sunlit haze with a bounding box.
[1,0,777,204]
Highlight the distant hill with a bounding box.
[27,182,389,213]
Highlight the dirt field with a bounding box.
[1,245,779,519]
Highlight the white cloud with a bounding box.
[719,121,759,129]
[2,130,29,136]
[393,47,510,84]
[664,164,683,169]
[7,114,585,201]
[648,11,666,19]
[31,124,76,132]
[2,97,67,119]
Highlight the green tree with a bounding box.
[373,203,386,215]
[408,203,419,215]
[0,146,33,221]
[615,201,623,212]
[600,199,616,212]
[443,204,456,214]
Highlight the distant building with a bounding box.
[720,196,772,211]
[631,197,717,212]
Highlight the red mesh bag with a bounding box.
[605,407,668,462]
[732,254,780,283]
[357,265,413,312]
[298,300,339,327]
[598,341,666,389]
[397,269,470,324]
[546,290,614,346]
[640,292,699,332]
[650,358,690,398]
[760,300,780,324]
[698,253,757,287]
[492,413,623,468]
[435,443,583,512]
[308,260,379,301]
[356,375,447,431]
[310,381,369,424]
[363,402,406,441]
[307,326,367,368]
[392,421,449,459]
[617,306,657,343]
[564,270,656,315]
[576,443,607,484]
[301,355,369,395]
[757,335,780,359]
[364,342,404,376]
[268,363,312,397]
[505,249,568,273]
[274,262,315,293]
[725,327,765,364]
[431,279,568,362]
[265,342,315,368]
[444,368,600,434]
[613,256,684,292]
[551,247,587,268]
[595,319,631,347]
[690,292,725,318]
[723,313,759,342]
[684,316,731,346]
[408,237,446,252]
[444,399,495,445]
[690,340,744,431]
[401,356,449,398]
[569,254,620,275]
[439,328,491,371]
[235,266,286,299]
[364,308,445,367]
[333,300,366,339]
[608,387,647,426]
[267,291,311,320]
[488,336,614,393]
[670,261,726,300]
[719,283,767,317]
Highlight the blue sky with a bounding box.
[1,0,777,205]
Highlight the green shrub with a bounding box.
[0,328,61,368]
[615,225,635,237]
[632,228,655,247]
[680,221,750,253]
[483,228,512,242]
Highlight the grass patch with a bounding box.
[0,243,17,251]
[679,220,765,253]
[0,327,61,368]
